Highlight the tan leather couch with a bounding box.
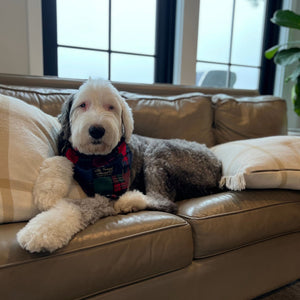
[0,74,299,300]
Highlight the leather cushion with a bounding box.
[121,92,215,147]
[177,190,300,258]
[0,211,193,300]
[89,233,300,300]
[0,84,76,117]
[0,85,215,146]
[213,94,287,144]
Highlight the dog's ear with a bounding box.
[120,97,134,143]
[57,94,74,154]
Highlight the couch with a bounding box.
[0,74,299,300]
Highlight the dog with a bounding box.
[17,78,222,253]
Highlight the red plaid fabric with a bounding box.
[63,138,132,199]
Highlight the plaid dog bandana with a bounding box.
[64,138,132,199]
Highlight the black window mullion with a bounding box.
[42,0,58,76]
[227,0,236,88]
[108,0,112,80]
[155,0,176,83]
[259,0,283,94]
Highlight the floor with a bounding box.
[254,280,300,299]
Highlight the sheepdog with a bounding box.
[17,78,222,253]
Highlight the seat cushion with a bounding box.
[0,211,193,300]
[177,190,300,258]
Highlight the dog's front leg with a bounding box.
[17,195,116,253]
[71,195,117,225]
[33,156,73,211]
[17,199,84,253]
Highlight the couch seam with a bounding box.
[0,220,191,270]
[178,200,300,220]
[121,94,211,102]
[193,229,300,259]
[79,264,191,300]
[0,85,73,96]
[216,99,285,106]
[0,85,212,100]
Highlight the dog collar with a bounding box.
[63,138,132,199]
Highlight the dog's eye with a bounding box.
[79,103,86,108]
[104,104,114,111]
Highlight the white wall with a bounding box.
[0,0,43,76]
[27,0,43,75]
[173,0,199,85]
[0,0,29,74]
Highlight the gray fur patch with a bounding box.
[128,134,222,213]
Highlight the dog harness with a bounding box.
[63,138,132,199]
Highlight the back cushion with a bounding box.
[1,84,287,147]
[121,92,215,147]
[0,84,215,146]
[213,94,287,144]
[0,84,76,117]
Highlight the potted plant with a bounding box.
[265,9,300,116]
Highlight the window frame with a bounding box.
[260,0,283,94]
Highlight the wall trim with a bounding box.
[27,0,43,76]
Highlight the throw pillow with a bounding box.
[211,136,300,191]
[0,94,85,224]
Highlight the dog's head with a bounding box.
[58,78,133,155]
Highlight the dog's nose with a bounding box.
[89,126,105,139]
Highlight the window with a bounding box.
[196,0,266,89]
[56,0,156,83]
[42,0,281,93]
[42,0,176,84]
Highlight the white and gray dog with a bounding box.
[17,78,221,253]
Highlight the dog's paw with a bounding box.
[34,156,73,211]
[17,200,83,253]
[114,190,148,214]
[17,219,64,253]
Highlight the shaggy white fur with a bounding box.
[17,200,83,253]
[17,78,144,253]
[114,190,148,213]
[69,78,133,155]
[33,156,73,211]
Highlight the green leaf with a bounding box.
[271,10,300,30]
[265,45,279,59]
[286,65,300,82]
[274,48,300,65]
[291,77,300,116]
[265,42,300,60]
